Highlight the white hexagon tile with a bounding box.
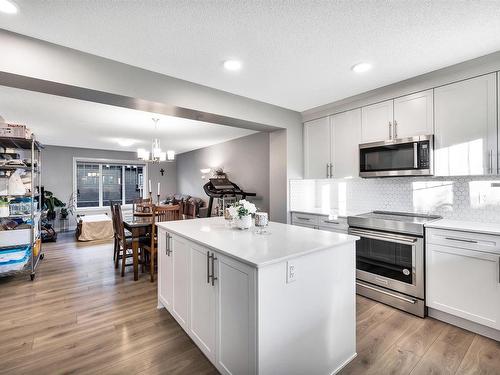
[290,176,500,223]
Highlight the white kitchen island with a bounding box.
[156,217,358,375]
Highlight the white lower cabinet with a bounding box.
[171,235,190,330]
[291,212,348,233]
[157,230,172,310]
[426,229,500,330]
[216,253,256,375]
[189,244,217,362]
[158,231,256,375]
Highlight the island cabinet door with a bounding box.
[215,253,257,375]
[157,230,173,311]
[170,235,190,331]
[188,245,217,362]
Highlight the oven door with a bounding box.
[349,227,424,299]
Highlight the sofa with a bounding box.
[165,194,206,219]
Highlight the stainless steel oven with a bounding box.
[348,211,441,317]
[359,135,433,178]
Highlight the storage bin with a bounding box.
[0,228,31,247]
[0,124,32,139]
[0,245,30,273]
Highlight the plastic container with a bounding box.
[0,245,30,273]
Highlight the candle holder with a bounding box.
[157,194,161,205]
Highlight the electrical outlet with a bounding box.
[286,261,297,283]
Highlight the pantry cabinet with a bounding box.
[434,73,498,176]
[304,117,331,179]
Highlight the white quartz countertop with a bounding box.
[425,219,500,236]
[291,208,364,218]
[157,217,359,268]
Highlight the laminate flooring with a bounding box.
[0,233,498,374]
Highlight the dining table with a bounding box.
[122,214,153,281]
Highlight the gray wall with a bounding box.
[41,145,177,227]
[177,132,270,213]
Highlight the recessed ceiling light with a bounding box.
[351,62,372,73]
[223,60,242,71]
[0,0,18,14]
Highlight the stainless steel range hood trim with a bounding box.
[359,134,434,149]
[359,168,433,178]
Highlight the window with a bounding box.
[74,160,145,208]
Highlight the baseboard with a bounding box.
[331,352,357,375]
[428,308,500,341]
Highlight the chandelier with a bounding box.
[137,118,175,163]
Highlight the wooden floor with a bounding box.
[0,233,499,375]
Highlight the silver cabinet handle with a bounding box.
[413,143,418,168]
[323,220,340,224]
[206,251,210,284]
[208,252,218,286]
[165,233,171,256]
[394,120,398,139]
[326,163,330,178]
[388,121,392,139]
[444,237,478,244]
[296,216,311,221]
[329,163,333,179]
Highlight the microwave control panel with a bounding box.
[418,143,430,168]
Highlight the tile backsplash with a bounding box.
[290,176,500,223]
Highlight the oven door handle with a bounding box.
[357,281,417,304]
[349,228,418,245]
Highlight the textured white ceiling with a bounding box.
[0,86,256,153]
[2,1,500,111]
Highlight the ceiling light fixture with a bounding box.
[223,59,242,71]
[0,0,18,14]
[137,118,175,163]
[351,62,372,73]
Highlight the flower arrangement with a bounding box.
[227,199,257,219]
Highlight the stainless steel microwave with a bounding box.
[359,135,434,178]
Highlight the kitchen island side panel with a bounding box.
[257,242,356,375]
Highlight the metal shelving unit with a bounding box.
[0,135,43,281]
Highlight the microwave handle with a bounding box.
[413,143,418,168]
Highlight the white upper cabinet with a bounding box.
[331,108,361,178]
[304,117,331,179]
[361,99,394,143]
[434,73,497,176]
[393,90,434,138]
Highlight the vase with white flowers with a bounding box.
[227,199,257,229]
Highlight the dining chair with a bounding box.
[113,203,141,277]
[142,204,181,282]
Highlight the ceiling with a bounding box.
[2,1,500,111]
[0,85,256,153]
